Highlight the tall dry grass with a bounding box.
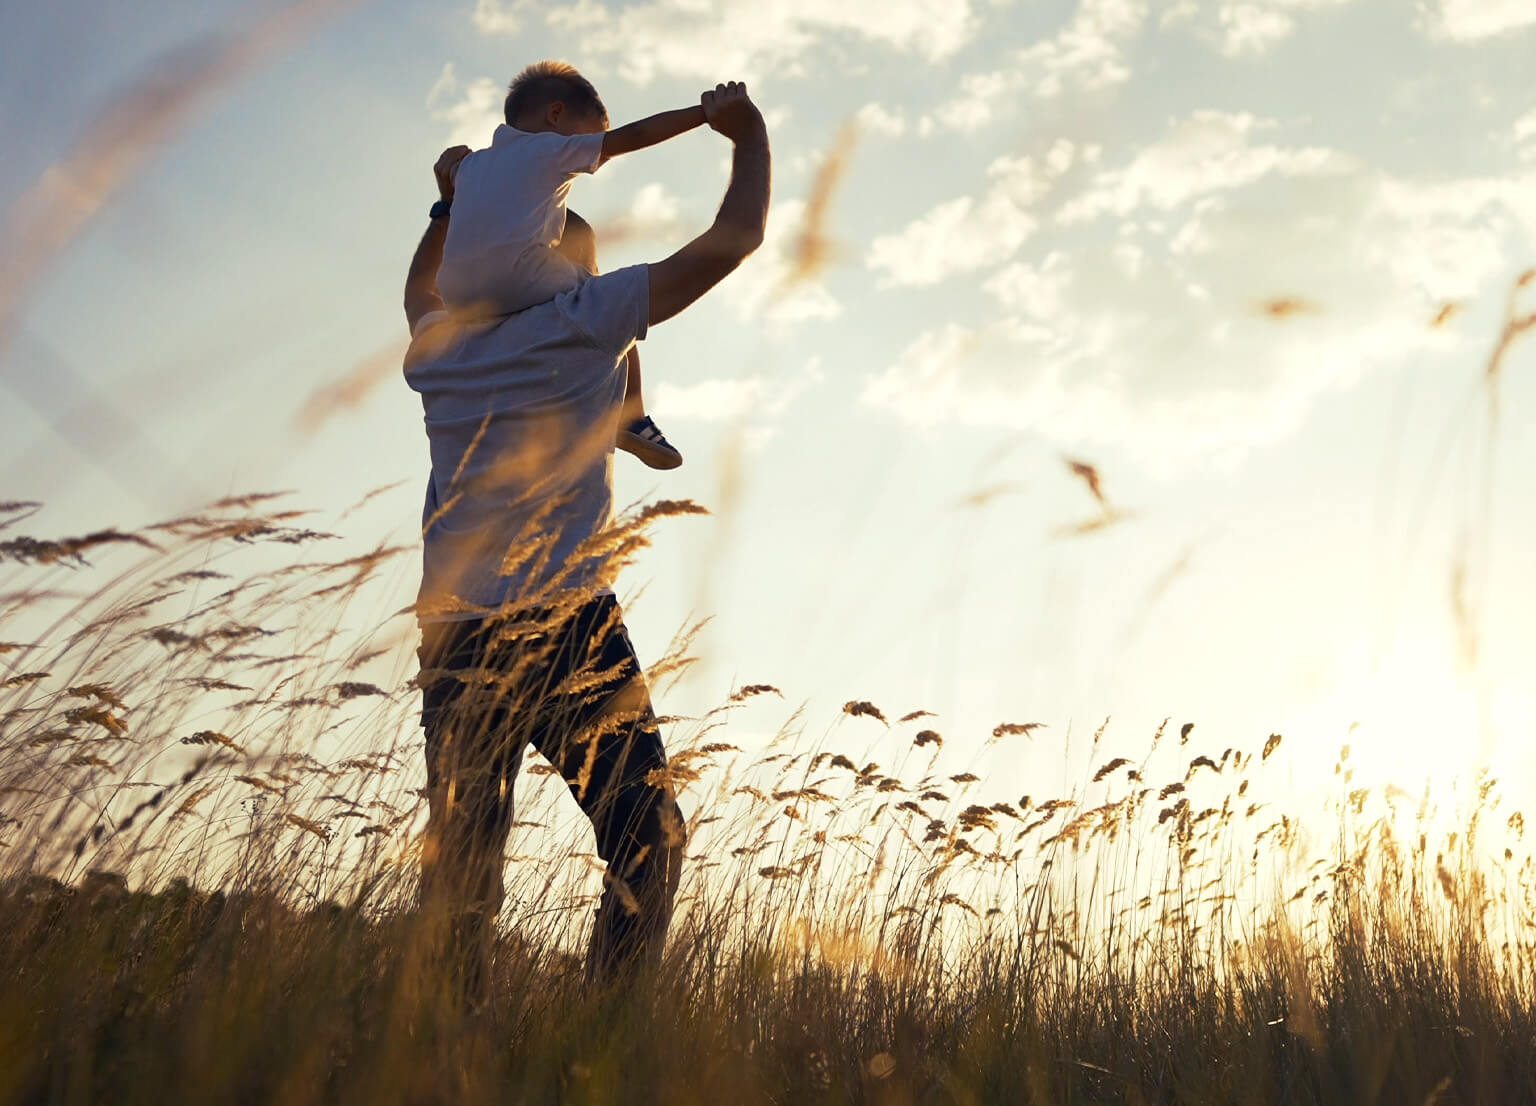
[1,478,1534,1106]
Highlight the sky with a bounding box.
[3,0,1536,833]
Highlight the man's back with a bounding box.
[404,262,649,618]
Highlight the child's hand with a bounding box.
[434,145,471,201]
[701,82,764,144]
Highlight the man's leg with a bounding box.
[529,596,685,983]
[417,619,526,1007]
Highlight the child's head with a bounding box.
[504,60,609,135]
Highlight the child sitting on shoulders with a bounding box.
[440,60,702,470]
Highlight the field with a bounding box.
[11,0,1536,1100]
[2,493,1534,1106]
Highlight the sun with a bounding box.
[1282,631,1488,799]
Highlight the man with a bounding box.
[401,82,770,1000]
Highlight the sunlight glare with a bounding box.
[1286,632,1486,797]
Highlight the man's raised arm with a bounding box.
[646,83,771,327]
[403,145,469,333]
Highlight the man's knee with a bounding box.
[592,776,684,867]
[655,794,686,863]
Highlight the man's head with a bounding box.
[504,60,608,135]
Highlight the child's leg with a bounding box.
[621,346,645,424]
[440,246,585,318]
[556,212,599,275]
[559,210,678,470]
[615,344,681,470]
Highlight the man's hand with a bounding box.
[701,82,764,145]
[406,147,467,329]
[434,145,471,201]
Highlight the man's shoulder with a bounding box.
[562,264,648,299]
[552,265,651,353]
[404,298,582,374]
[405,266,648,374]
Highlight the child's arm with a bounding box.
[599,105,707,166]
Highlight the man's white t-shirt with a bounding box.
[441,124,605,277]
[404,263,649,621]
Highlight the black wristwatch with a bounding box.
[429,199,452,219]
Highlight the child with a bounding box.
[440,60,702,470]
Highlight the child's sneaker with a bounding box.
[617,415,683,470]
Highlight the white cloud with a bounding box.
[721,199,842,325]
[1162,0,1354,56]
[984,251,1074,318]
[1217,4,1295,53]
[592,183,687,245]
[863,112,1536,469]
[1058,111,1338,221]
[920,0,1148,134]
[855,102,908,138]
[655,376,776,421]
[539,0,980,84]
[1367,175,1527,298]
[1516,108,1536,162]
[426,63,502,149]
[867,197,1019,287]
[471,0,522,33]
[862,324,994,426]
[1420,0,1536,41]
[654,358,822,421]
[629,182,680,225]
[867,146,1078,286]
[1160,0,1201,24]
[1021,0,1149,96]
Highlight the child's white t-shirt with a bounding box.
[443,124,606,269]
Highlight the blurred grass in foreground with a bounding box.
[1,490,1534,1106]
